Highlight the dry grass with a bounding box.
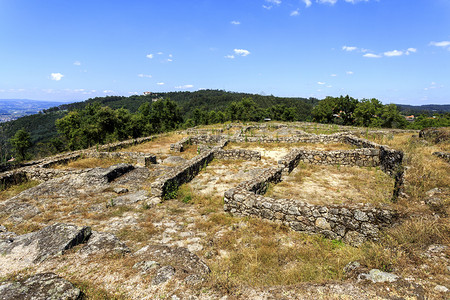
[123,133,187,154]
[0,180,40,202]
[267,163,394,206]
[54,157,128,169]
[367,132,450,203]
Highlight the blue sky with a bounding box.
[0,0,449,105]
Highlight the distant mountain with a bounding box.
[0,99,68,112]
[396,104,450,115]
[0,99,69,123]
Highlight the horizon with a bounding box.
[0,0,449,105]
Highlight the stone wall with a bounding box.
[228,132,350,144]
[151,149,216,199]
[278,148,380,175]
[170,137,191,152]
[214,149,261,161]
[224,188,398,246]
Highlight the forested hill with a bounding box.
[45,89,318,120]
[396,104,450,116]
[0,90,318,161]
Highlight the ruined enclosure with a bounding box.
[3,122,449,299]
[0,124,404,246]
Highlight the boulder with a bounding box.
[0,223,91,274]
[0,273,82,300]
[358,269,399,283]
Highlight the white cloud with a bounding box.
[342,45,357,51]
[175,84,194,89]
[129,92,139,95]
[225,55,235,59]
[156,82,165,86]
[317,0,337,5]
[406,48,417,55]
[138,74,152,78]
[103,90,114,94]
[344,0,369,3]
[50,73,64,81]
[346,71,354,75]
[231,20,240,25]
[262,5,272,9]
[303,0,312,7]
[330,74,337,77]
[234,49,251,56]
[326,85,333,88]
[146,54,154,59]
[266,0,281,4]
[317,82,326,85]
[157,52,163,55]
[167,58,173,62]
[290,9,300,16]
[384,50,403,57]
[73,61,81,66]
[169,54,173,58]
[363,53,381,58]
[429,41,450,48]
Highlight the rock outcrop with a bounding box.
[0,223,91,273]
[0,273,82,300]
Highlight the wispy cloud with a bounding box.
[406,48,417,54]
[317,82,326,85]
[73,61,81,66]
[346,71,354,75]
[303,0,312,7]
[363,53,382,58]
[266,0,281,4]
[330,74,337,77]
[225,55,235,59]
[138,74,152,78]
[317,0,337,5]
[234,49,251,56]
[429,41,450,49]
[50,73,64,81]
[103,90,114,94]
[146,54,154,59]
[262,5,272,9]
[342,45,357,51]
[290,9,300,16]
[156,82,165,86]
[175,84,194,89]
[231,20,240,25]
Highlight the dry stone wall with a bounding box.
[151,149,216,198]
[224,188,398,246]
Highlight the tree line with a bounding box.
[3,94,449,163]
[311,96,449,129]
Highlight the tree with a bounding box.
[354,98,383,127]
[10,128,32,161]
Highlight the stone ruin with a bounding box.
[0,124,404,246]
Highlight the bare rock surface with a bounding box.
[0,201,40,223]
[0,273,82,300]
[0,223,91,274]
[109,190,149,207]
[78,231,130,257]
